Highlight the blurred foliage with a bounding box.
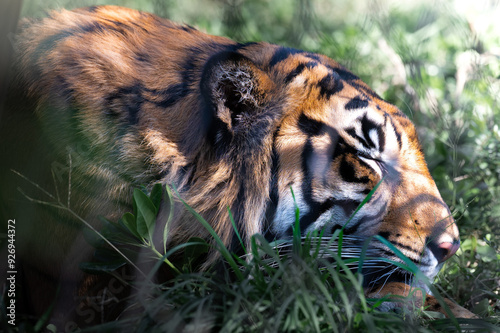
[18,0,500,321]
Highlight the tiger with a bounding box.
[0,5,475,326]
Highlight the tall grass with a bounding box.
[2,179,498,331]
[71,184,495,332]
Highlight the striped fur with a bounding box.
[2,5,464,321]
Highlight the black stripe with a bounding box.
[263,144,280,241]
[360,188,372,195]
[331,67,382,101]
[294,198,361,235]
[298,198,336,232]
[298,116,340,212]
[148,46,204,110]
[378,116,387,152]
[379,249,421,265]
[318,72,344,99]
[297,134,318,233]
[337,199,362,221]
[345,96,369,110]
[332,67,359,82]
[301,138,315,196]
[104,80,192,125]
[378,231,390,240]
[85,6,99,12]
[124,87,142,125]
[284,62,317,83]
[304,53,321,62]
[360,114,383,150]
[349,81,382,101]
[296,119,359,232]
[345,127,370,149]
[232,42,258,52]
[386,240,422,257]
[180,25,196,32]
[339,156,370,184]
[269,47,304,67]
[285,63,306,83]
[181,47,202,82]
[297,114,326,137]
[152,83,189,109]
[104,84,143,125]
[377,232,423,260]
[360,115,376,148]
[80,21,124,35]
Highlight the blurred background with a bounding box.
[8,0,500,317]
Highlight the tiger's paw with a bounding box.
[367,282,478,319]
[423,294,478,319]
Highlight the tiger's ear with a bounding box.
[200,51,273,133]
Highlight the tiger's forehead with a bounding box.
[270,51,421,170]
[277,54,388,127]
[243,44,420,154]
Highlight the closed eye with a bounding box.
[358,154,385,178]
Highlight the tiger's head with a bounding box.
[193,45,459,288]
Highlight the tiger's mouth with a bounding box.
[262,235,440,293]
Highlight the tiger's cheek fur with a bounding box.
[271,107,391,238]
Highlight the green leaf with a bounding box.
[134,188,157,242]
[121,212,141,240]
[98,216,140,245]
[290,186,302,256]
[228,207,246,253]
[150,183,163,213]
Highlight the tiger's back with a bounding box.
[1,5,465,324]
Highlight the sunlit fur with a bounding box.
[2,5,462,320]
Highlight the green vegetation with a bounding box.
[69,184,500,332]
[5,0,500,331]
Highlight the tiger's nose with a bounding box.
[428,239,460,263]
[428,211,460,263]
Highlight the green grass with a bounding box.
[94,184,500,331]
[8,183,492,332]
